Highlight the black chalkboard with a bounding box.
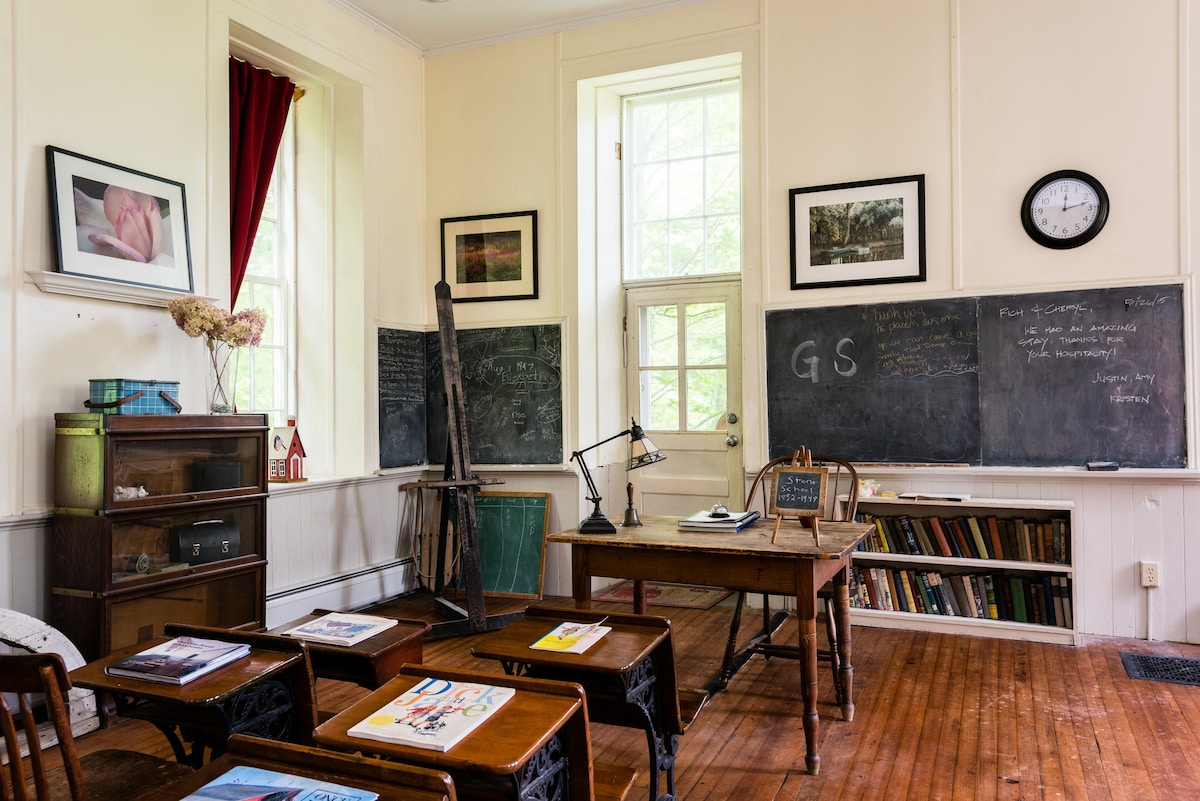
[766,284,1186,467]
[426,324,563,465]
[766,297,981,464]
[454,492,549,598]
[378,328,428,468]
[770,467,826,514]
[978,286,1186,467]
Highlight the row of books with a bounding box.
[849,565,1074,629]
[856,512,1070,565]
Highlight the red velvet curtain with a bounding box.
[229,57,295,305]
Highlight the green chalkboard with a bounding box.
[455,492,549,598]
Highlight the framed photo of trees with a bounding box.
[440,210,538,302]
[789,174,925,290]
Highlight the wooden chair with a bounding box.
[1,651,192,801]
[720,451,859,702]
[119,623,319,767]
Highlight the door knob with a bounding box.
[725,434,739,447]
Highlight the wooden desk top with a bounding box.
[315,664,585,776]
[470,611,669,675]
[548,515,871,559]
[70,638,302,706]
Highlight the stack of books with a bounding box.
[104,635,250,685]
[677,508,760,531]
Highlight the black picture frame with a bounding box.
[46,146,194,294]
[440,210,538,302]
[790,174,925,290]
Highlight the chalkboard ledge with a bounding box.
[840,465,1200,482]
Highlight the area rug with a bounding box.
[1120,652,1200,686]
[592,580,731,610]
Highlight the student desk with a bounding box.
[70,630,317,768]
[315,664,593,801]
[265,610,430,689]
[471,606,702,801]
[547,515,872,776]
[138,734,458,801]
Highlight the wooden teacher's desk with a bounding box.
[547,515,872,776]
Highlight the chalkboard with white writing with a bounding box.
[378,328,428,468]
[765,284,1186,467]
[770,467,827,515]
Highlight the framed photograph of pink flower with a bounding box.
[440,210,537,302]
[46,146,194,293]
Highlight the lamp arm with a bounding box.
[570,427,632,502]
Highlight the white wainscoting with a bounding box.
[851,467,1200,644]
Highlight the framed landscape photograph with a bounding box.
[46,146,194,293]
[790,174,925,290]
[440,210,538,302]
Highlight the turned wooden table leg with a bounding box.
[833,563,855,721]
[799,612,820,775]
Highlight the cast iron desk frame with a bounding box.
[471,606,687,801]
[315,663,592,801]
[70,638,313,768]
[547,515,872,776]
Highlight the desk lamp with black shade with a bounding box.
[571,418,666,534]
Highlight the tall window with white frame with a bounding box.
[233,110,295,425]
[624,78,741,435]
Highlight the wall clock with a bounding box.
[1020,169,1109,249]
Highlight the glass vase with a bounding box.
[206,339,234,414]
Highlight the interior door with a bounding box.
[625,281,743,517]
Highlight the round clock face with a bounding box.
[1021,170,1109,249]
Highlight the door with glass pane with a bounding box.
[626,282,742,516]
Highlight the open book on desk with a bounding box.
[282,612,398,647]
[104,636,249,685]
[530,620,612,654]
[179,765,379,801]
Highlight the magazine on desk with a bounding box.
[347,677,516,752]
[178,765,379,801]
[282,612,398,647]
[104,636,249,685]
[529,620,612,654]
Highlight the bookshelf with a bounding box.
[843,496,1076,645]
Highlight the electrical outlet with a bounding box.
[1140,561,1160,588]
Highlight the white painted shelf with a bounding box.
[845,496,1077,645]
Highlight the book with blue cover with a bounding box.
[178,765,378,800]
[676,509,760,531]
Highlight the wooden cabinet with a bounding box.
[845,496,1076,645]
[51,413,269,660]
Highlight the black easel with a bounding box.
[402,281,521,636]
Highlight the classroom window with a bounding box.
[234,109,295,424]
[623,80,741,281]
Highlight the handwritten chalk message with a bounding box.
[770,468,826,514]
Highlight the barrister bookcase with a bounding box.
[51,413,268,660]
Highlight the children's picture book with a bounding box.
[347,677,516,752]
[282,612,399,647]
[677,508,760,531]
[529,620,612,654]
[178,765,379,801]
[104,636,250,685]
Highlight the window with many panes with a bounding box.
[624,80,741,281]
[233,111,295,424]
[624,78,741,434]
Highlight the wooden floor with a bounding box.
[71,591,1200,800]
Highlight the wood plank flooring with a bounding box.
[68,591,1200,800]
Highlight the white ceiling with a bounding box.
[330,0,713,55]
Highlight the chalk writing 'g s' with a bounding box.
[791,338,858,383]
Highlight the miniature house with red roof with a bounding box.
[269,419,307,482]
